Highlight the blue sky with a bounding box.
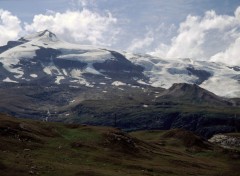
[1,0,239,24]
[1,0,240,65]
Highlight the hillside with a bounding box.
[0,113,240,176]
[0,82,239,138]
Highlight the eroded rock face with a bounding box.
[208,134,240,149]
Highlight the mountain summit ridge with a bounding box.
[157,83,232,106]
[0,31,239,97]
[21,29,59,42]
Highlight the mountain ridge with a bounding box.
[0,30,239,97]
[0,31,239,138]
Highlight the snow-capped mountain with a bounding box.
[0,30,239,137]
[124,53,240,98]
[0,30,239,97]
[0,30,146,87]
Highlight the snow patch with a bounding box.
[70,69,83,78]
[30,74,38,78]
[143,104,149,108]
[14,74,22,79]
[0,43,38,78]
[137,80,149,85]
[3,77,18,83]
[105,77,112,80]
[57,50,112,64]
[62,69,68,76]
[112,81,126,86]
[70,100,75,103]
[55,76,65,84]
[69,85,80,88]
[85,66,101,75]
[43,66,61,75]
[43,67,52,75]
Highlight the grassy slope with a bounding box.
[0,113,240,176]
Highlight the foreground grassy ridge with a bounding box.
[0,114,240,176]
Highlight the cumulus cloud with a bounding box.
[210,36,240,65]
[1,5,240,66]
[209,7,240,65]
[148,43,170,58]
[127,31,154,52]
[167,10,238,58]
[0,7,119,47]
[127,24,176,54]
[150,6,240,65]
[0,9,22,46]
[24,9,118,46]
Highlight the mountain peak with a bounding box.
[38,29,55,37]
[167,83,213,97]
[20,30,59,42]
[157,83,232,106]
[169,83,199,91]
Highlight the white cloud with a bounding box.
[166,15,205,59]
[148,43,169,58]
[127,31,154,52]
[166,10,238,59]
[24,9,118,46]
[1,5,240,66]
[0,9,22,46]
[210,36,240,65]
[127,23,176,54]
[209,7,240,66]
[150,6,240,65]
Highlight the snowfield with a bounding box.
[124,52,240,98]
[0,30,239,98]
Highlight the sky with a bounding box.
[1,0,240,65]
